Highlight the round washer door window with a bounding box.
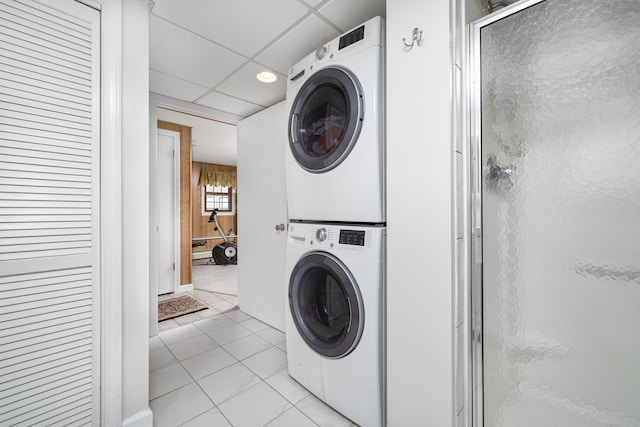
[288,252,364,358]
[288,67,363,173]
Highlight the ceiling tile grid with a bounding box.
[150,0,385,120]
[196,91,264,118]
[254,14,341,76]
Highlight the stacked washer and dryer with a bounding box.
[284,16,386,427]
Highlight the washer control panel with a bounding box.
[339,229,366,246]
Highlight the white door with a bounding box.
[0,0,100,423]
[237,102,288,331]
[157,129,179,295]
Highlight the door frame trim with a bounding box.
[99,0,123,424]
[468,1,546,425]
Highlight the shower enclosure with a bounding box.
[469,0,640,426]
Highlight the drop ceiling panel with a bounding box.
[254,15,341,75]
[216,62,287,107]
[196,91,264,118]
[318,0,386,32]
[157,108,238,165]
[150,70,209,102]
[150,16,246,88]
[152,0,310,57]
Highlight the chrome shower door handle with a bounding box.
[487,154,515,181]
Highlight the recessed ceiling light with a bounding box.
[257,71,277,83]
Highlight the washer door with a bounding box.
[288,67,364,173]
[288,252,364,358]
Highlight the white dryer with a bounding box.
[285,222,385,427]
[285,17,385,224]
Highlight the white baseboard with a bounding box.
[192,250,211,260]
[123,407,153,427]
[179,283,194,292]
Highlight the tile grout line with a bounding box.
[153,282,336,426]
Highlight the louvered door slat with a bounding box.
[0,73,90,110]
[0,192,90,202]
[0,6,91,54]
[0,357,90,393]
[0,284,90,308]
[1,371,91,414]
[0,86,91,116]
[0,177,90,189]
[0,146,91,166]
[0,292,91,320]
[0,0,99,422]
[0,102,91,131]
[0,222,91,233]
[0,2,90,50]
[0,59,91,96]
[0,316,91,346]
[0,329,91,363]
[0,131,91,152]
[0,269,90,289]
[0,123,90,145]
[0,343,92,379]
[0,116,91,139]
[1,386,91,425]
[0,314,91,346]
[20,398,92,427]
[0,56,92,92]
[55,409,92,427]
[0,26,91,70]
[0,185,90,197]
[0,305,91,334]
[3,385,93,425]
[1,363,90,403]
[1,233,90,247]
[0,0,91,35]
[0,214,91,223]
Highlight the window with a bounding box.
[203,185,232,212]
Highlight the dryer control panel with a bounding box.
[339,25,365,50]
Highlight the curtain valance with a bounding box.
[198,166,237,189]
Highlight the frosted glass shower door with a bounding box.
[472,0,640,426]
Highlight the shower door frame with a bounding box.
[468,1,547,426]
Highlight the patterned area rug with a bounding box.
[158,295,208,322]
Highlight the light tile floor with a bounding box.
[151,264,359,427]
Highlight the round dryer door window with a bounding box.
[288,67,364,173]
[288,252,364,358]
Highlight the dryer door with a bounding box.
[288,67,364,173]
[288,251,364,358]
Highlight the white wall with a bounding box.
[237,102,288,331]
[386,0,455,425]
[121,0,152,424]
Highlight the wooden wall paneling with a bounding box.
[158,121,192,286]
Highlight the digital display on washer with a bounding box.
[339,229,365,246]
[339,25,365,50]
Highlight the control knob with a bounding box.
[315,228,327,242]
[316,46,327,60]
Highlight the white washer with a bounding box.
[285,16,385,224]
[285,222,385,427]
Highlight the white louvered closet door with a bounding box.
[0,0,100,425]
